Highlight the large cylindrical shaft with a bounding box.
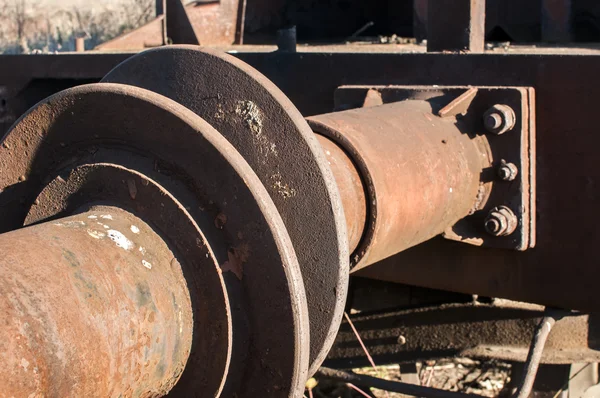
[309,100,486,270]
[316,134,367,254]
[0,207,193,397]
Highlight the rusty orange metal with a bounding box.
[315,134,366,255]
[309,100,487,270]
[0,207,193,397]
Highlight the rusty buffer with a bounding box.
[0,207,193,397]
[0,47,495,397]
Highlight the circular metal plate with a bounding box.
[24,162,233,396]
[0,84,310,397]
[103,46,349,375]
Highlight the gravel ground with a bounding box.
[306,358,512,398]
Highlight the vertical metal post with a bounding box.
[413,0,428,42]
[75,37,85,52]
[427,0,486,53]
[541,0,572,43]
[157,0,168,45]
[156,0,166,16]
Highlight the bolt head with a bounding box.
[484,206,518,237]
[497,161,518,181]
[483,104,516,135]
[485,217,503,235]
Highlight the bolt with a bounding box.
[483,104,516,135]
[497,160,518,181]
[484,206,518,237]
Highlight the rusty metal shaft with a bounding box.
[309,100,485,270]
[0,206,193,397]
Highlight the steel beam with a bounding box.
[427,0,486,52]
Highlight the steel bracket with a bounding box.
[334,85,536,251]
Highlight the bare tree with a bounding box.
[13,0,28,40]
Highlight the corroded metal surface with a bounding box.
[427,0,485,52]
[102,46,349,377]
[316,134,366,253]
[309,100,486,270]
[327,300,600,368]
[0,83,309,397]
[0,207,193,397]
[24,162,233,396]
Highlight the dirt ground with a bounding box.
[306,358,512,398]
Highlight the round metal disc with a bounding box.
[0,83,310,397]
[103,46,349,375]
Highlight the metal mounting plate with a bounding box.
[335,85,536,251]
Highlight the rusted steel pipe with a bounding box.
[0,206,193,397]
[309,100,486,270]
[316,134,367,254]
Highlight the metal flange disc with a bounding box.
[0,83,310,397]
[103,46,349,375]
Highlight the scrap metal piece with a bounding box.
[102,46,349,378]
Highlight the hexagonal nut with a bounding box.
[484,206,518,237]
[483,104,516,135]
[497,160,518,181]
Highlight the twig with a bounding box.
[551,363,592,398]
[317,367,483,398]
[348,21,374,39]
[425,365,434,387]
[344,312,377,369]
[347,383,373,398]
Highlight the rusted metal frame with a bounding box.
[427,0,486,52]
[320,306,564,398]
[326,300,599,368]
[229,51,600,312]
[2,51,600,311]
[0,207,193,397]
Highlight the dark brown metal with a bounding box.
[308,100,485,270]
[541,0,572,43]
[0,83,310,397]
[327,300,600,368]
[97,0,243,51]
[0,207,193,397]
[102,46,349,377]
[427,0,486,52]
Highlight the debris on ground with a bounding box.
[307,358,512,397]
